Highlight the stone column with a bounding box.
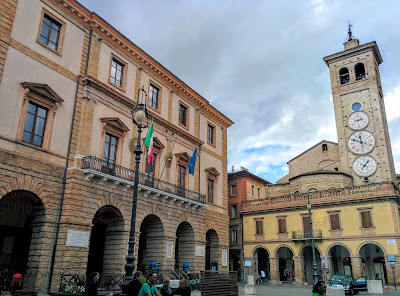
[327,255,334,279]
[294,256,304,285]
[384,256,394,287]
[351,256,362,279]
[269,257,279,284]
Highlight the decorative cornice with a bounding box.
[50,0,234,128]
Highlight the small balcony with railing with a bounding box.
[79,156,206,210]
[292,229,323,242]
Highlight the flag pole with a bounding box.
[156,131,179,189]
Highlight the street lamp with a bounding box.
[307,196,319,285]
[121,86,149,295]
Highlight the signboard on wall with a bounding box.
[388,240,396,246]
[245,258,252,267]
[66,230,89,248]
[166,242,173,258]
[222,249,228,267]
[195,246,205,257]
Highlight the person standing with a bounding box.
[312,281,327,296]
[159,277,174,296]
[85,272,100,296]
[128,271,143,296]
[173,279,191,296]
[138,273,161,296]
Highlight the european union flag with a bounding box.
[187,147,198,175]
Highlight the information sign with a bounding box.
[245,258,252,267]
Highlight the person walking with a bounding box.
[138,273,161,296]
[159,277,174,296]
[173,279,191,296]
[85,272,100,296]
[260,270,266,283]
[312,281,327,296]
[128,271,143,296]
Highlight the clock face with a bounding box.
[347,130,376,154]
[351,102,362,112]
[352,155,378,177]
[348,111,369,130]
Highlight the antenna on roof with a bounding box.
[347,21,354,41]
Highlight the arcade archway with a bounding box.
[0,190,45,281]
[137,214,164,274]
[253,247,270,279]
[175,222,195,271]
[329,244,352,276]
[302,245,322,282]
[205,229,219,271]
[276,246,294,282]
[87,206,125,275]
[359,243,387,283]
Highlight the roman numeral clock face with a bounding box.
[347,130,376,155]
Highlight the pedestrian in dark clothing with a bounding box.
[173,279,191,296]
[159,277,174,296]
[312,281,326,296]
[128,271,143,296]
[85,272,100,296]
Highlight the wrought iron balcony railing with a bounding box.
[292,229,322,240]
[81,156,206,204]
[59,273,124,293]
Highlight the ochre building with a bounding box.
[241,35,400,288]
[0,0,233,293]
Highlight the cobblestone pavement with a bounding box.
[192,284,400,296]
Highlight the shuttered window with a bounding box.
[278,218,286,233]
[330,214,340,230]
[255,220,263,235]
[361,211,372,228]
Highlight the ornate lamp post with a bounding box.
[121,87,149,295]
[307,195,319,285]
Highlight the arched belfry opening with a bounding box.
[87,206,125,276]
[339,68,350,84]
[355,63,366,81]
[0,190,45,283]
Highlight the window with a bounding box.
[110,58,124,87]
[37,10,65,54]
[207,178,214,203]
[303,216,311,234]
[178,165,186,190]
[278,218,287,233]
[355,63,366,81]
[103,133,118,165]
[251,186,255,196]
[207,124,214,145]
[145,153,157,186]
[231,230,238,244]
[258,188,261,198]
[255,220,264,235]
[179,104,187,127]
[231,205,237,218]
[330,213,340,230]
[361,211,372,228]
[339,68,350,84]
[149,84,159,109]
[322,144,328,151]
[231,184,237,196]
[22,102,47,147]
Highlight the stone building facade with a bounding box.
[0,0,233,293]
[241,35,400,289]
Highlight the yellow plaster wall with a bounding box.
[246,177,265,199]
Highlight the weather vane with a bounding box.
[347,21,353,41]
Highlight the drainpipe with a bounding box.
[46,28,93,293]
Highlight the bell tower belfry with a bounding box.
[323,25,396,186]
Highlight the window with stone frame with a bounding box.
[251,185,255,196]
[255,219,264,235]
[144,137,164,186]
[149,83,159,109]
[330,213,341,230]
[231,184,237,197]
[179,103,188,127]
[258,188,261,198]
[303,215,311,234]
[360,210,373,228]
[231,204,237,218]
[278,218,287,233]
[205,167,219,204]
[175,152,190,196]
[37,9,65,55]
[110,58,125,88]
[231,229,238,245]
[16,82,64,151]
[207,123,215,145]
[207,178,214,203]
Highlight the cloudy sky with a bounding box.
[79,0,400,183]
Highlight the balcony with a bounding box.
[80,156,206,209]
[292,229,322,241]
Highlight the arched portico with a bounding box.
[358,242,388,284]
[275,246,294,282]
[175,222,195,271]
[300,244,322,283]
[205,229,219,271]
[327,243,352,277]
[252,247,270,280]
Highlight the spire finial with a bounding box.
[347,21,353,41]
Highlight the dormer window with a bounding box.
[322,144,328,151]
[355,63,366,81]
[339,68,350,84]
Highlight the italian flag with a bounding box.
[144,122,154,164]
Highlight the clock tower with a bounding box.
[323,27,397,186]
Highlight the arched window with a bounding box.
[322,144,328,151]
[355,63,366,81]
[339,68,350,84]
[307,188,318,193]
